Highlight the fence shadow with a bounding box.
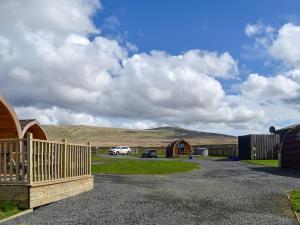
[249,166,300,178]
[211,158,240,162]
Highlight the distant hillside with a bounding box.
[43,125,237,147]
[148,127,234,138]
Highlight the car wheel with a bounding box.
[116,151,119,155]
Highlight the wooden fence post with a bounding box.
[27,133,33,185]
[88,142,91,175]
[64,139,67,180]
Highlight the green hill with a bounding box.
[43,125,237,147]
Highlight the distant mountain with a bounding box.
[43,125,236,147]
[147,126,235,138]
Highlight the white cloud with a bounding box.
[180,50,239,79]
[103,16,121,31]
[245,21,275,50]
[66,34,90,46]
[245,22,264,37]
[15,106,112,127]
[0,0,101,36]
[242,73,300,101]
[245,21,274,37]
[108,50,258,124]
[119,121,158,130]
[0,0,266,135]
[269,23,300,68]
[246,22,300,69]
[243,23,300,103]
[240,22,300,132]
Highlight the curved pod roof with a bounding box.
[166,139,192,157]
[20,119,48,140]
[0,96,22,139]
[280,125,300,169]
[0,96,48,140]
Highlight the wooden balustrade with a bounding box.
[66,143,91,179]
[0,133,91,185]
[0,138,27,184]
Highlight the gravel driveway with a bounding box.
[6,158,300,225]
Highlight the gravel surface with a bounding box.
[6,158,300,225]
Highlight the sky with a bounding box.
[1,0,300,135]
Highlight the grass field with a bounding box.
[91,155,199,175]
[92,153,203,161]
[43,125,236,147]
[242,160,278,167]
[0,202,21,220]
[290,189,300,213]
[91,154,128,162]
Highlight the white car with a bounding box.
[109,146,131,155]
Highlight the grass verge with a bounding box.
[242,160,278,167]
[290,189,300,213]
[0,202,21,220]
[92,159,199,175]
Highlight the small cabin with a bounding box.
[280,125,300,169]
[166,139,192,157]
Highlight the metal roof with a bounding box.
[275,123,300,132]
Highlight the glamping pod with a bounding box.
[20,119,48,140]
[238,134,280,160]
[0,96,48,140]
[0,96,22,139]
[280,125,300,169]
[166,139,192,157]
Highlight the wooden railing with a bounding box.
[0,134,91,185]
[0,139,27,184]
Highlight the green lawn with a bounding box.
[242,160,278,167]
[92,154,133,162]
[92,154,112,162]
[0,202,21,220]
[290,189,300,213]
[92,159,199,175]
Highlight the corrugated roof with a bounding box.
[275,124,300,132]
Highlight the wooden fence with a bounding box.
[238,134,280,160]
[194,144,237,157]
[0,134,91,185]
